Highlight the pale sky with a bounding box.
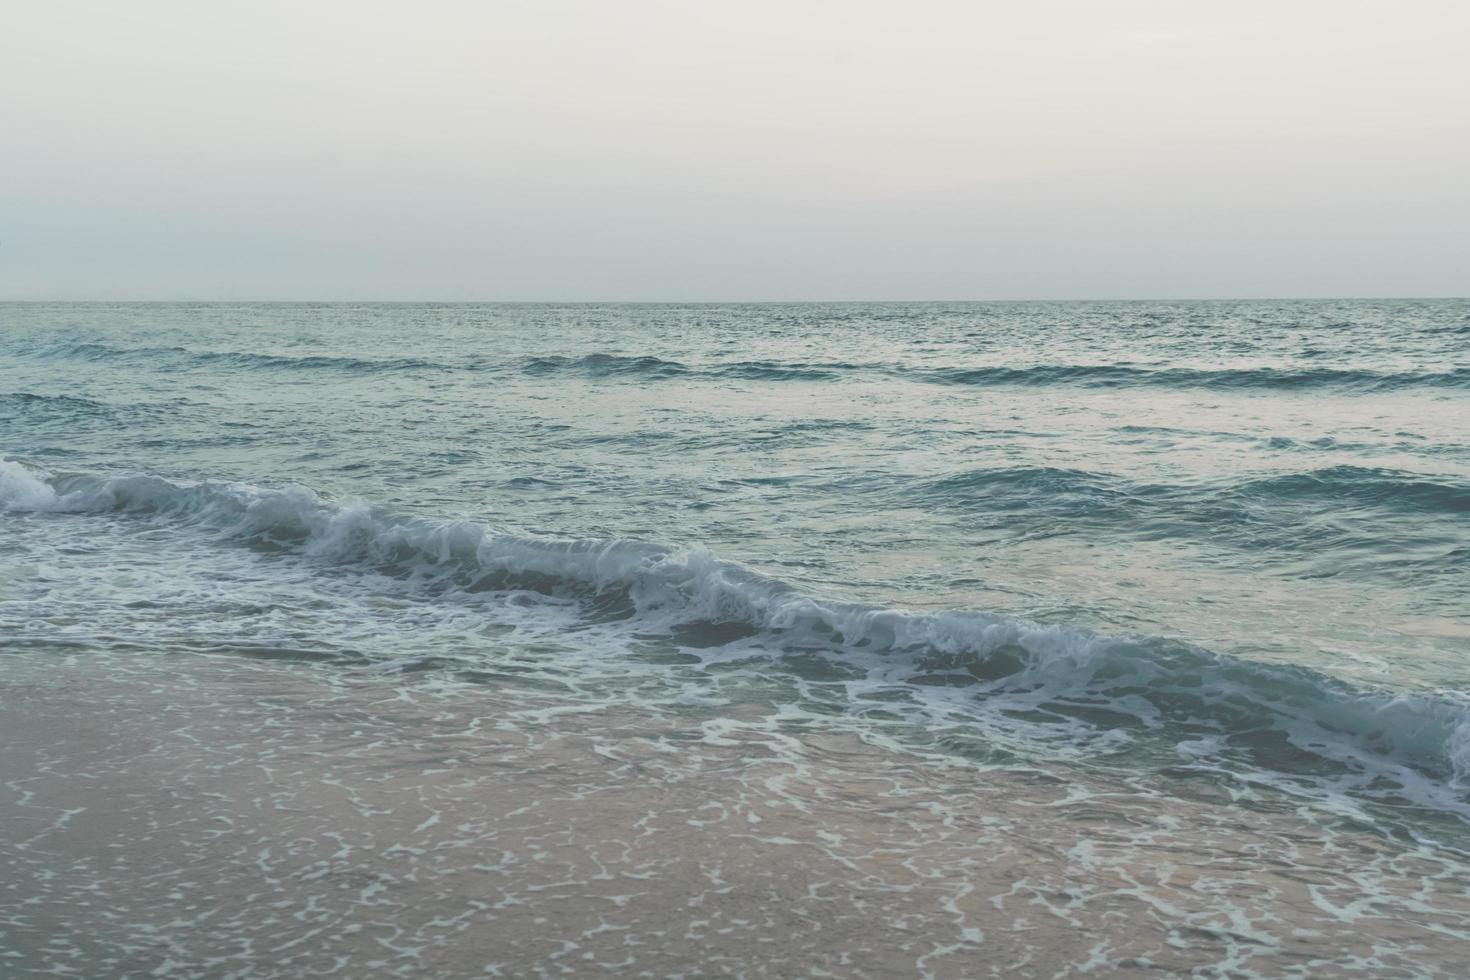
[2,0,1467,300]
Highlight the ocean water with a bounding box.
[2,300,1469,976]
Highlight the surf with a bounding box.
[6,456,1469,818]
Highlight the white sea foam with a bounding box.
[0,458,62,511]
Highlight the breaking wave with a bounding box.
[4,456,1469,816]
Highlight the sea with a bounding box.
[2,300,1468,977]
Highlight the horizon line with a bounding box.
[1,295,1466,305]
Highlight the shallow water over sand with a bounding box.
[6,648,1470,979]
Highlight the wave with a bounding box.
[0,392,183,429]
[0,392,113,415]
[905,464,1470,584]
[712,360,853,382]
[519,356,1468,391]
[519,354,850,382]
[1238,466,1470,514]
[4,456,1469,813]
[22,341,447,374]
[522,353,691,378]
[928,364,1470,391]
[17,336,1467,391]
[914,464,1470,518]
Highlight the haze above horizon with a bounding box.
[3,1,1467,302]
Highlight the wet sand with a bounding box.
[3,649,1468,978]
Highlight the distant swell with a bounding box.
[521,357,1468,391]
[26,341,447,374]
[5,456,1469,812]
[0,392,112,415]
[520,354,850,382]
[0,391,179,425]
[913,464,1470,518]
[18,339,1468,391]
[927,364,1470,391]
[1241,466,1470,513]
[523,354,691,378]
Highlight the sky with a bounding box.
[1,0,1467,301]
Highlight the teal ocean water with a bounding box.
[3,300,1469,975]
